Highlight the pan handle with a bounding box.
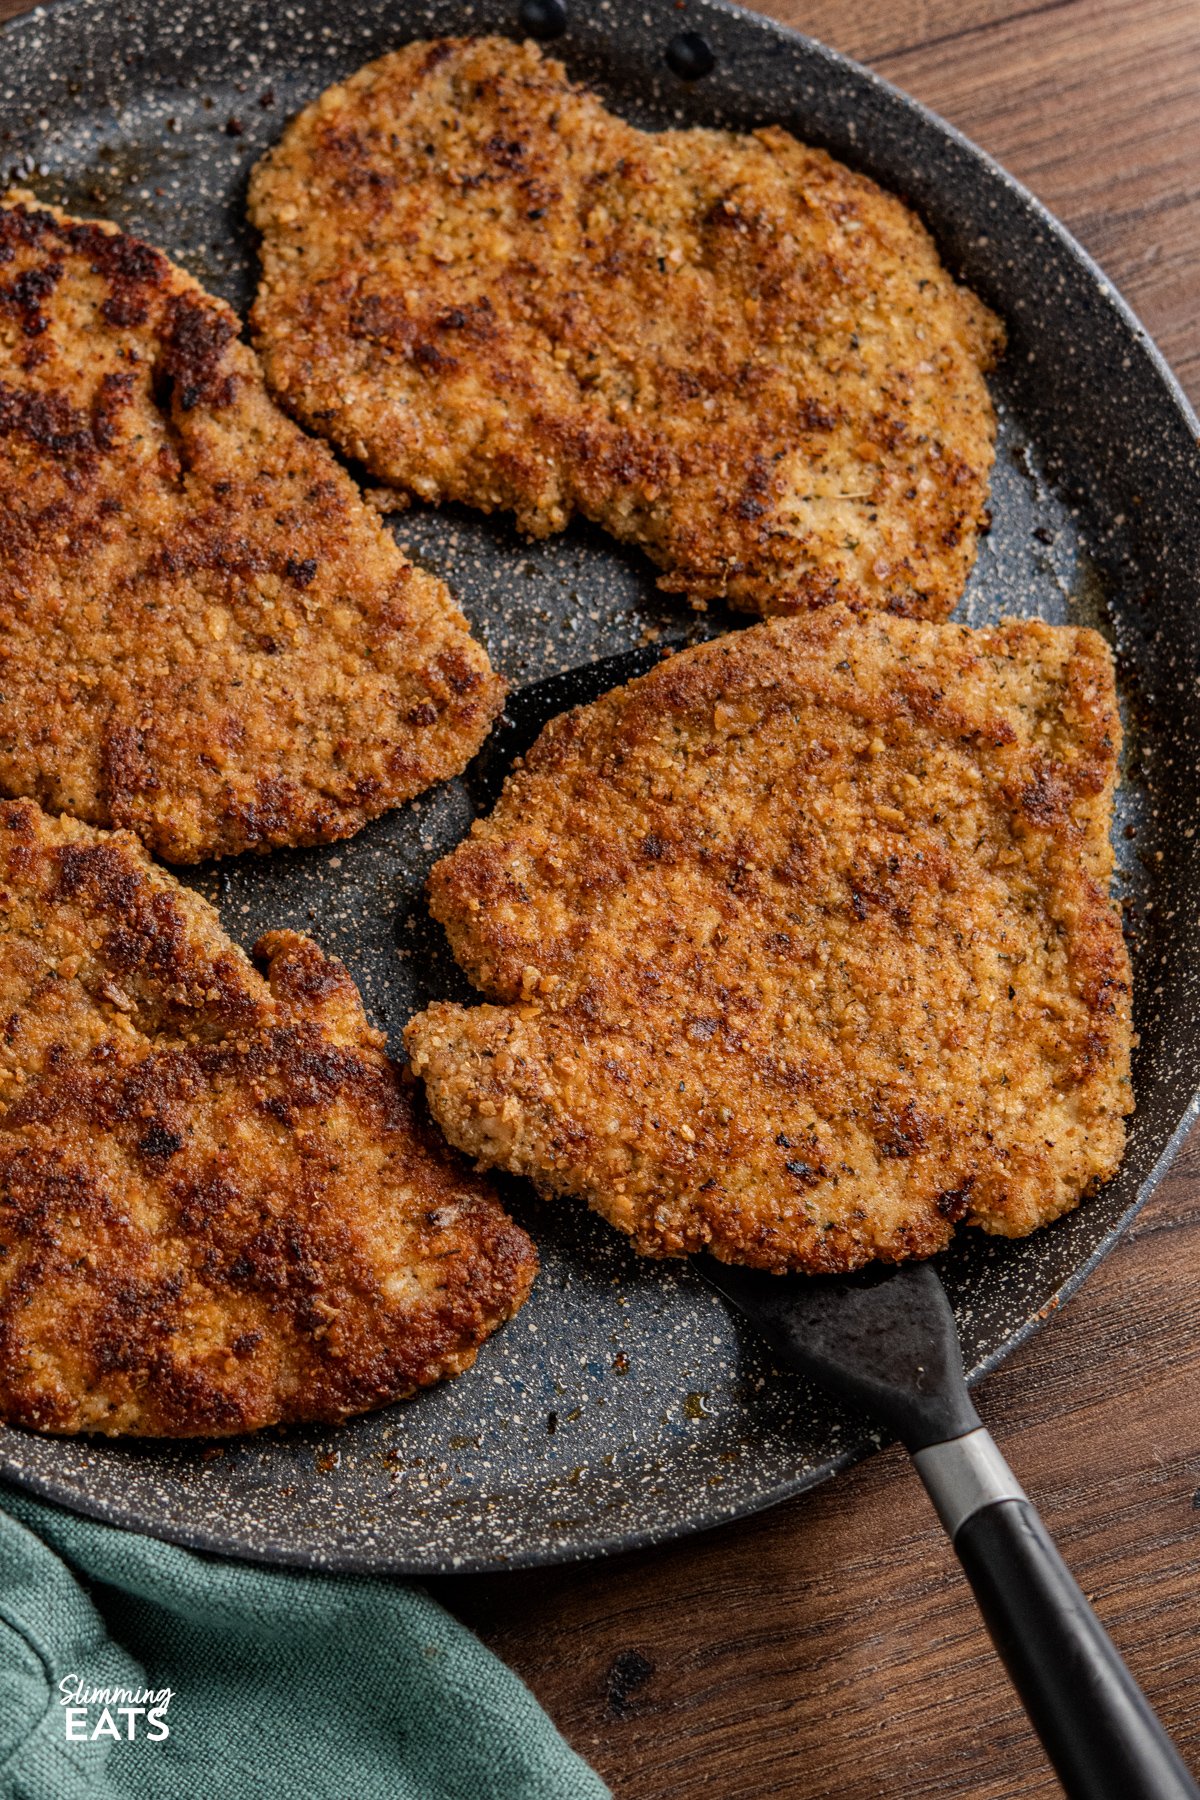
[913,1428,1199,1800]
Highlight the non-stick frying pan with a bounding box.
[0,0,1196,1576]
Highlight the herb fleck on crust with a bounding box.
[250,35,1002,618]
[406,611,1131,1274]
[0,197,503,864]
[0,800,535,1436]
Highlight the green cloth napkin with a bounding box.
[0,1484,608,1800]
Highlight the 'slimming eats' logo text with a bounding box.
[58,1674,173,1741]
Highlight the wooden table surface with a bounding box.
[431,6,1200,1797]
[2,1,1196,1794]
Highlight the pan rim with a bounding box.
[0,0,1195,1575]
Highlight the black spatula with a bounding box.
[701,1258,1198,1800]
[473,646,1197,1796]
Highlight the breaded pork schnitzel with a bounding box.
[0,799,535,1436]
[249,35,1002,618]
[0,196,503,864]
[406,611,1132,1274]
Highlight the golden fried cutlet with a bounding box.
[249,35,1002,618]
[0,799,536,1436]
[0,196,504,864]
[405,611,1132,1274]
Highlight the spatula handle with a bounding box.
[915,1429,1198,1800]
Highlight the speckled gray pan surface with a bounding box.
[0,0,1197,1574]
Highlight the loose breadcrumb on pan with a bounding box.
[406,609,1132,1275]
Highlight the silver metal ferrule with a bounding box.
[911,1427,1027,1540]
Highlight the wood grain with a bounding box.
[785,0,1200,406]
[442,1128,1200,1798]
[1,1,1198,1793]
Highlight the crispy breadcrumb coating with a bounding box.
[0,799,536,1436]
[406,611,1132,1273]
[0,197,503,863]
[249,35,1002,617]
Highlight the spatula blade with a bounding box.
[698,1258,981,1451]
